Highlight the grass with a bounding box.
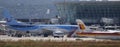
[0,40,120,47]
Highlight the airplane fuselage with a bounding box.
[7,24,78,32]
[38,25,78,31]
[76,31,120,39]
[7,24,39,31]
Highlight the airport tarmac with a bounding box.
[0,35,111,41]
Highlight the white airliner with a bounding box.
[2,9,80,37]
[76,19,120,39]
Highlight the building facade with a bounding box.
[56,1,120,25]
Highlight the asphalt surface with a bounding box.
[0,35,110,41]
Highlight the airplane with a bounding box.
[76,19,120,39]
[2,9,79,37]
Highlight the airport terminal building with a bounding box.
[56,1,120,26]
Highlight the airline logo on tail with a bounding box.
[3,8,19,25]
[76,19,86,31]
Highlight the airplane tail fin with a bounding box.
[76,19,86,31]
[3,9,18,25]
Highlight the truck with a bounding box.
[53,30,64,38]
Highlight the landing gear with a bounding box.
[43,34,49,37]
[54,36,59,38]
[7,30,31,37]
[14,33,22,37]
[13,31,31,37]
[25,31,31,37]
[9,31,23,37]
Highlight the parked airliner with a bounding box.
[2,9,79,37]
[76,19,120,39]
